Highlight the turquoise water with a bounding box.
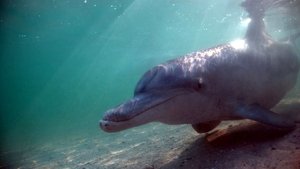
[0,0,299,168]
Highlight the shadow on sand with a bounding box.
[160,100,300,169]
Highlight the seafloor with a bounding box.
[1,97,300,169]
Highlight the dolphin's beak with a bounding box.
[99,93,172,132]
[99,90,190,132]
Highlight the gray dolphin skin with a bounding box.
[99,0,300,133]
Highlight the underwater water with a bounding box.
[1,0,299,168]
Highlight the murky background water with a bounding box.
[0,0,299,168]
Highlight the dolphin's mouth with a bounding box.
[102,112,130,122]
[102,93,172,123]
[102,95,152,123]
[101,90,192,123]
[100,92,177,132]
[99,90,193,132]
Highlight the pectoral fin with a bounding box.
[192,121,220,133]
[235,103,296,129]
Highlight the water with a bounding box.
[0,0,299,168]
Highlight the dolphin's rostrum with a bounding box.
[99,0,300,133]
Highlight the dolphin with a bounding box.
[99,0,299,133]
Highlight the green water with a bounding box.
[0,0,298,168]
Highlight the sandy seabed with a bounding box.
[1,98,300,169]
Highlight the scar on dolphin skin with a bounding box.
[100,0,300,134]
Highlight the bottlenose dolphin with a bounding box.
[99,0,299,133]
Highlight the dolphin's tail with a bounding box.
[241,0,269,20]
[241,0,272,51]
[241,0,300,18]
[241,0,300,49]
